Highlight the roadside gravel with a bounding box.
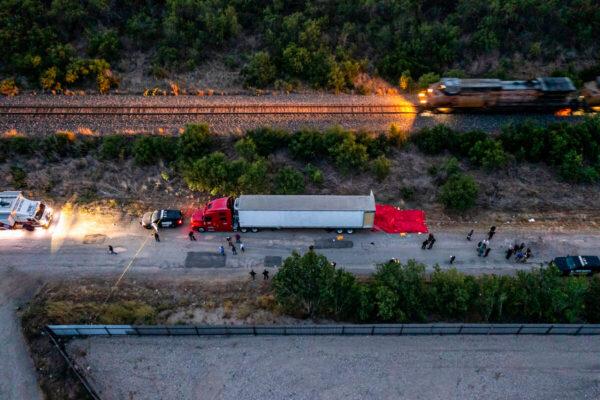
[69,335,600,400]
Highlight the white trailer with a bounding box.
[0,191,53,230]
[233,192,376,233]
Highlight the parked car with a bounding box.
[553,255,600,276]
[141,209,183,229]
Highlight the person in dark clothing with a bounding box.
[450,255,456,264]
[309,245,315,251]
[519,242,525,251]
[229,241,234,248]
[484,248,491,257]
[219,246,225,256]
[240,243,245,252]
[421,239,429,249]
[331,261,337,268]
[505,246,514,259]
[427,238,436,249]
[249,269,256,280]
[262,269,269,280]
[154,232,160,242]
[235,234,241,243]
[526,247,532,258]
[108,245,116,254]
[226,236,231,243]
[427,233,434,242]
[488,226,496,240]
[466,230,473,241]
[231,245,237,255]
[188,231,197,241]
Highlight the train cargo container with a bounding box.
[191,193,376,233]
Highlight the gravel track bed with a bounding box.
[2,114,582,136]
[69,335,600,400]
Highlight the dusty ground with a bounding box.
[67,335,600,400]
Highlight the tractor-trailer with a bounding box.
[191,193,376,233]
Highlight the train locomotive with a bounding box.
[418,76,600,113]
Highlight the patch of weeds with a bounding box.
[10,165,27,188]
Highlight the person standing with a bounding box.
[154,232,160,242]
[505,246,514,260]
[240,243,245,252]
[449,255,456,264]
[484,248,491,258]
[262,269,269,280]
[188,231,197,241]
[421,239,429,249]
[219,245,225,256]
[488,226,496,240]
[427,233,434,242]
[249,269,256,280]
[231,245,237,255]
[235,233,241,243]
[108,245,116,254]
[427,237,436,249]
[466,230,473,241]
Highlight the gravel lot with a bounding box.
[69,335,600,400]
[1,94,584,135]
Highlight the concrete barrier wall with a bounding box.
[47,323,600,337]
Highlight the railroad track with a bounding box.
[0,104,418,115]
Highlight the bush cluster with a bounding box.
[273,253,600,323]
[412,117,600,183]
[4,1,599,92]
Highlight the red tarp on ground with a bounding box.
[373,204,428,234]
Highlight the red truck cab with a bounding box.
[191,197,234,232]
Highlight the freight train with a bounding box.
[418,76,600,113]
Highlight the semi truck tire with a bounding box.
[196,227,206,232]
[346,229,354,234]
[251,227,259,233]
[336,229,344,234]
[240,227,248,233]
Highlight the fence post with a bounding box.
[371,325,375,335]
[341,326,345,335]
[517,325,523,334]
[545,325,553,334]
[105,326,111,336]
[574,325,583,336]
[253,326,257,336]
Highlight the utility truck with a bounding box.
[191,193,376,233]
[0,191,53,230]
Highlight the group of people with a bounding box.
[506,243,532,263]
[219,234,245,256]
[249,269,270,280]
[421,233,436,250]
[473,226,496,257]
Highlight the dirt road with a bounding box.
[68,335,600,400]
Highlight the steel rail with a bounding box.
[0,104,418,115]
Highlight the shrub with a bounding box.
[182,151,240,195]
[238,159,269,193]
[247,127,290,156]
[429,266,477,319]
[438,173,478,211]
[417,72,440,89]
[133,136,177,165]
[305,164,324,186]
[274,166,305,194]
[7,137,37,156]
[100,135,131,160]
[468,139,508,170]
[87,29,121,62]
[413,125,456,155]
[179,124,212,160]
[372,155,391,182]
[272,251,359,319]
[332,137,369,174]
[388,125,409,147]
[242,51,276,87]
[371,260,427,322]
[40,132,77,160]
[0,78,19,96]
[234,137,258,161]
[289,129,327,160]
[585,276,600,323]
[10,166,27,188]
[558,150,599,183]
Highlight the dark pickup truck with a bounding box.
[553,255,600,276]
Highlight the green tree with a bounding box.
[179,124,212,160]
[182,151,240,194]
[585,276,600,323]
[438,173,479,211]
[272,251,359,319]
[429,267,477,319]
[238,159,269,193]
[469,139,508,170]
[100,135,131,160]
[332,137,369,174]
[242,51,276,87]
[234,137,257,161]
[274,166,305,194]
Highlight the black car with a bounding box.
[141,209,183,229]
[553,255,600,276]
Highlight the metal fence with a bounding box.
[48,323,600,337]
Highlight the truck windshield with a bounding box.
[34,203,45,220]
